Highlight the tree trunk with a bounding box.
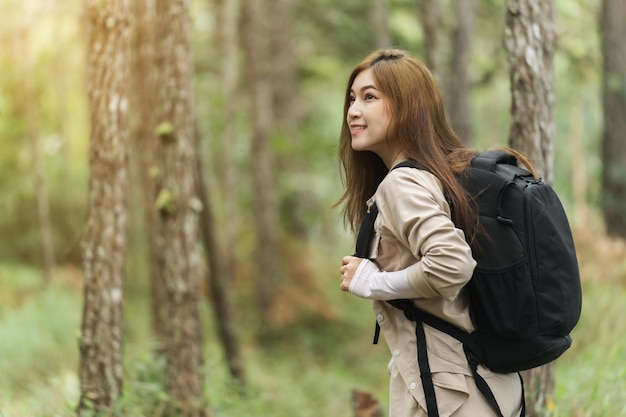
[130,0,168,347]
[417,0,440,81]
[521,366,555,416]
[571,102,590,228]
[505,1,557,415]
[371,0,390,49]
[241,0,281,335]
[203,0,246,384]
[21,31,55,285]
[216,0,240,300]
[194,122,246,385]
[154,0,207,413]
[447,0,476,143]
[504,0,555,182]
[269,0,298,141]
[78,0,130,413]
[600,0,626,238]
[268,0,311,240]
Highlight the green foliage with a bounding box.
[0,0,88,264]
[154,188,176,214]
[295,0,376,61]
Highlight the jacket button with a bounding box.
[376,314,384,323]
[409,382,417,390]
[392,349,400,357]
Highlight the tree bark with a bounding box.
[269,0,298,141]
[205,0,246,385]
[600,0,626,238]
[447,0,476,143]
[78,0,130,413]
[371,0,390,49]
[130,0,168,347]
[216,0,240,296]
[268,0,311,240]
[505,0,555,182]
[505,1,557,415]
[194,122,245,385]
[241,0,281,334]
[417,0,440,81]
[154,0,207,413]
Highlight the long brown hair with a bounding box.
[336,49,533,250]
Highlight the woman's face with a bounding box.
[347,68,399,167]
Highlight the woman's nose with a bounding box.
[347,102,361,119]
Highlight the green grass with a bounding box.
[552,281,626,417]
[0,261,389,417]
[0,265,81,416]
[1,232,625,416]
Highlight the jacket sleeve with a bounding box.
[375,168,476,302]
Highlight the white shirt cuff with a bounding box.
[349,259,414,300]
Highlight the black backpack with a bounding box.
[355,150,582,417]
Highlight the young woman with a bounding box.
[337,48,524,417]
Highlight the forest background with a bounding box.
[1,0,625,416]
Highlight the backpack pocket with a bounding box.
[469,260,538,339]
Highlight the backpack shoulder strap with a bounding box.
[354,204,378,259]
[392,160,428,171]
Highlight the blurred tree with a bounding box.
[194,121,245,385]
[505,0,557,415]
[129,0,168,346]
[77,0,130,413]
[215,0,240,291]
[19,28,55,284]
[415,1,476,144]
[600,0,626,238]
[269,0,304,239]
[417,0,440,80]
[447,0,477,144]
[154,0,207,413]
[372,0,391,49]
[203,0,246,385]
[241,0,282,335]
[270,0,298,143]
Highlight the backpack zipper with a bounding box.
[524,180,539,282]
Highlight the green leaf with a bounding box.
[154,188,176,214]
[154,121,174,137]
[148,166,160,179]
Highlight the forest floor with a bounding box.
[1,224,625,417]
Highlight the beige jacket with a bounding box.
[367,167,522,417]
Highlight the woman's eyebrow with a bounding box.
[350,85,379,94]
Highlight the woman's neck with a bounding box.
[385,150,409,169]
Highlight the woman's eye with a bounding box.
[348,95,356,103]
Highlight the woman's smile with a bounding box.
[350,124,366,135]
